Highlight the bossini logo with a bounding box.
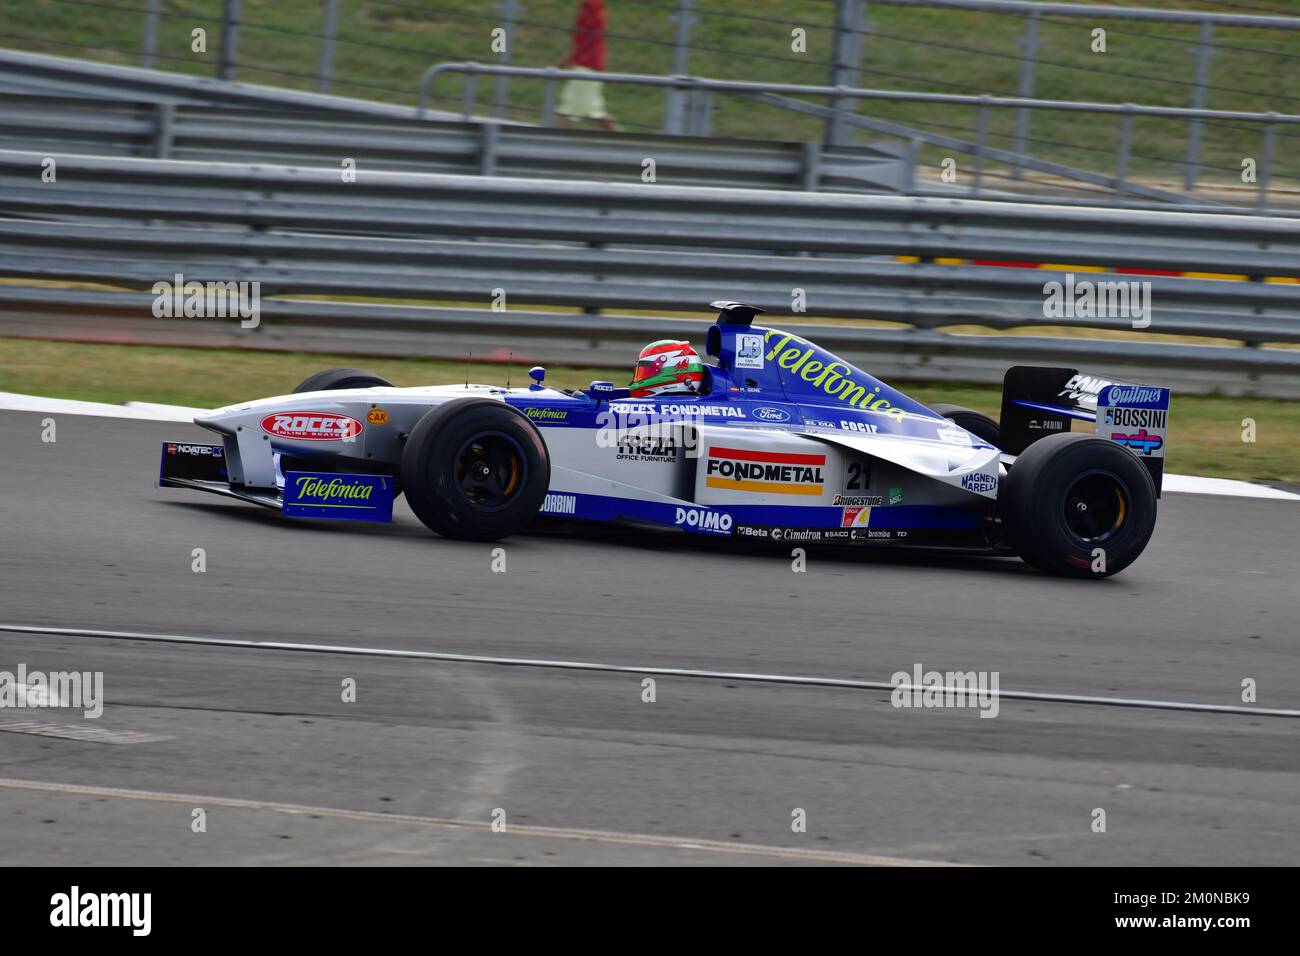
[0,664,103,718]
[1042,273,1151,329]
[50,886,151,936]
[891,663,1000,718]
[152,272,260,329]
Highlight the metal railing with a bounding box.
[419,63,1300,210]
[1,149,1298,395]
[0,95,907,194]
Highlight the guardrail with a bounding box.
[418,63,1300,209]
[0,95,907,193]
[0,150,1298,395]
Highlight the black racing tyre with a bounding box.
[400,399,550,541]
[293,367,394,393]
[929,403,1001,446]
[1001,432,1156,578]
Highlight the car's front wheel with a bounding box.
[1000,432,1156,578]
[400,399,551,541]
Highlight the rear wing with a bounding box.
[998,367,1170,495]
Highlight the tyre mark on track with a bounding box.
[4,623,1298,719]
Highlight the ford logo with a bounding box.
[753,406,791,423]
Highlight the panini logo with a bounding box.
[705,446,825,496]
[540,493,577,514]
[261,412,362,442]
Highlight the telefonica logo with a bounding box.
[294,476,374,501]
[763,333,907,422]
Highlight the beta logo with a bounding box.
[675,506,732,534]
[261,412,362,442]
[752,406,791,423]
[366,409,390,426]
[960,472,997,494]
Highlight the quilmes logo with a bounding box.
[260,412,362,442]
[1107,385,1165,406]
[960,472,997,494]
[50,886,151,936]
[763,332,907,422]
[675,506,732,534]
[294,475,374,501]
[152,271,260,329]
[753,406,792,423]
[705,446,826,497]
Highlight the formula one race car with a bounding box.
[160,302,1171,577]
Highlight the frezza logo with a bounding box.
[763,332,906,422]
[260,412,362,441]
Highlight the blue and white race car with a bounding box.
[160,302,1171,577]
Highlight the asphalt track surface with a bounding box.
[0,409,1297,866]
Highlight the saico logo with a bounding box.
[705,446,825,496]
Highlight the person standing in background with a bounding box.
[555,0,619,130]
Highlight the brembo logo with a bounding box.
[260,412,362,442]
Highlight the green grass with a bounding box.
[4,0,1299,187]
[3,336,1297,482]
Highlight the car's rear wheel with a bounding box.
[293,368,394,393]
[1001,432,1156,578]
[930,403,1000,446]
[400,399,550,541]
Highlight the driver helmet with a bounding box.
[629,340,705,398]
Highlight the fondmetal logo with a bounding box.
[260,412,362,442]
[704,446,825,497]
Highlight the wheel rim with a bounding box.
[453,432,526,510]
[1061,470,1129,543]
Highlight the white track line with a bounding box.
[0,776,949,866]
[3,391,1295,500]
[3,623,1297,719]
